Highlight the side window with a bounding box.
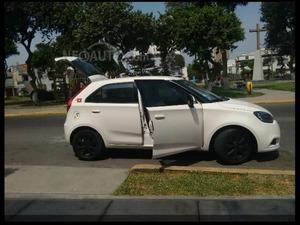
[86,82,138,103]
[136,80,189,107]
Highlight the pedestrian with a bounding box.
[220,75,224,87]
[64,66,76,98]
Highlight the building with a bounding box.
[227,48,295,79]
[5,64,54,97]
[5,64,28,97]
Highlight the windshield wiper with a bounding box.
[211,97,229,102]
[222,96,230,101]
[210,99,223,102]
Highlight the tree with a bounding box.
[31,42,61,88]
[154,13,177,75]
[166,52,185,75]
[169,5,244,86]
[187,60,207,81]
[261,2,295,75]
[31,43,60,72]
[4,37,19,80]
[263,56,276,79]
[173,54,185,68]
[127,54,156,76]
[240,59,254,78]
[4,2,60,90]
[166,2,248,11]
[60,3,156,75]
[165,2,248,77]
[4,38,18,60]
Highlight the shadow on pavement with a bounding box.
[158,151,215,169]
[5,168,19,177]
[254,150,279,162]
[105,149,280,168]
[107,149,152,159]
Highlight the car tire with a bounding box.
[213,128,255,165]
[31,90,40,105]
[72,129,106,161]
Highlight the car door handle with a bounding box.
[154,114,165,120]
[92,110,101,113]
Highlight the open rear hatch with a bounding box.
[54,57,107,82]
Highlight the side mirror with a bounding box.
[187,95,194,108]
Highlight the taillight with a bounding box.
[67,97,75,112]
[66,83,90,112]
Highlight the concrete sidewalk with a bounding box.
[237,88,295,104]
[5,165,128,196]
[5,164,295,221]
[5,164,295,198]
[4,89,294,117]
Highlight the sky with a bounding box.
[6,2,266,67]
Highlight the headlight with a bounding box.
[253,111,274,123]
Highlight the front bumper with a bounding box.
[256,120,280,152]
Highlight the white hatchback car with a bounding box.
[64,76,280,164]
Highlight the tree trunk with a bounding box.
[222,49,228,77]
[21,40,38,91]
[205,80,213,91]
[117,52,127,74]
[26,59,38,91]
[4,60,8,82]
[160,51,169,75]
[204,60,213,90]
[288,55,294,79]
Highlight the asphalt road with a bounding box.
[5,103,295,170]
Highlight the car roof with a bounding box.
[92,76,183,85]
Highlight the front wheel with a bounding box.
[213,128,256,165]
[72,129,106,160]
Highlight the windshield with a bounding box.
[173,80,227,103]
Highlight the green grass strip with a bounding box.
[211,87,264,98]
[254,81,295,92]
[114,170,295,196]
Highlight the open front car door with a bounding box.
[135,79,203,159]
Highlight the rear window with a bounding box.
[85,82,138,103]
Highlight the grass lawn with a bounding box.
[254,81,295,92]
[211,87,264,98]
[5,96,32,105]
[5,96,65,106]
[114,170,295,196]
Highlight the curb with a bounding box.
[5,192,295,200]
[131,164,295,176]
[5,111,66,117]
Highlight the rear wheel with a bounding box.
[31,91,39,105]
[72,129,106,160]
[214,128,255,165]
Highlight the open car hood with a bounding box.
[54,57,107,80]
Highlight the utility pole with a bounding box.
[249,23,267,50]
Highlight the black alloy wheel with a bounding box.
[214,128,255,165]
[72,129,105,160]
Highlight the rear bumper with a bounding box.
[64,122,71,144]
